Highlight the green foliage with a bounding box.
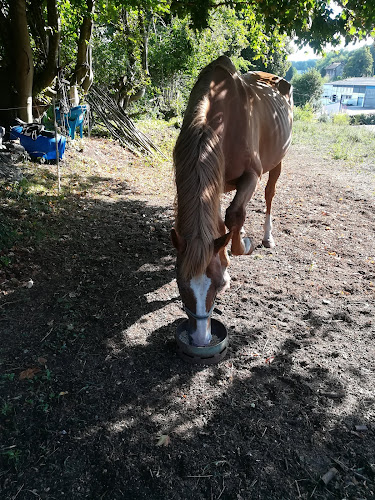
[291,59,318,72]
[148,17,194,82]
[349,113,375,125]
[293,104,315,122]
[315,49,347,76]
[292,69,323,108]
[241,30,291,76]
[285,65,297,81]
[332,113,350,125]
[144,7,293,117]
[315,45,374,79]
[371,43,375,74]
[168,0,375,52]
[1,448,21,468]
[343,46,374,77]
[0,220,19,253]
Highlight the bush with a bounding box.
[349,114,375,125]
[293,104,315,122]
[332,113,350,125]
[318,114,330,123]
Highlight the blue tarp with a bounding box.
[10,125,66,161]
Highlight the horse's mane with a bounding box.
[173,57,235,279]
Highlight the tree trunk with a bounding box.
[10,0,34,122]
[32,0,61,96]
[71,0,95,91]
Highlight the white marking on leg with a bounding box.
[264,213,272,240]
[263,213,275,247]
[220,269,230,293]
[189,274,212,346]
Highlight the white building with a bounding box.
[323,77,375,108]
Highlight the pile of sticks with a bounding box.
[87,86,162,156]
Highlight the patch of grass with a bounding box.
[136,118,178,158]
[332,140,349,160]
[1,373,15,383]
[1,401,13,416]
[1,448,22,468]
[0,168,66,255]
[0,221,19,253]
[292,120,375,168]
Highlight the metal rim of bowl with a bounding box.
[175,318,229,365]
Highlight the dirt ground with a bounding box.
[0,134,374,500]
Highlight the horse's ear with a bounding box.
[171,228,186,254]
[214,232,232,253]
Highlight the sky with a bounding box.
[288,39,374,62]
[288,0,373,62]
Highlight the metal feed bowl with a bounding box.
[175,318,229,365]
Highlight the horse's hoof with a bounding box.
[244,237,255,255]
[262,238,275,248]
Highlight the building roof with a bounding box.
[325,62,342,70]
[329,77,375,86]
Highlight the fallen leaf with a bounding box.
[156,434,171,447]
[37,357,47,365]
[19,367,41,380]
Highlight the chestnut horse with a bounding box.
[171,56,293,346]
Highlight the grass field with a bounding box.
[292,119,375,169]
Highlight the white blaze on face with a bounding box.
[189,274,212,346]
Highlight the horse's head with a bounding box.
[171,229,232,346]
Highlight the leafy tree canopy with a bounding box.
[1,0,374,125]
[167,0,375,51]
[292,68,323,107]
[343,46,374,77]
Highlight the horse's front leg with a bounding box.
[263,162,282,248]
[225,171,259,256]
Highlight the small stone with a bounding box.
[26,279,34,288]
[355,424,368,432]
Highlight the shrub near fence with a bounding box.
[349,114,375,125]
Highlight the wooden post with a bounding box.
[52,97,61,193]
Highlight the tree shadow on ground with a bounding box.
[0,190,374,500]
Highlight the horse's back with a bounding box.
[238,70,293,172]
[243,71,293,105]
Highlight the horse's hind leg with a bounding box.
[263,162,282,248]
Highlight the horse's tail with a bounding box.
[173,108,225,279]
